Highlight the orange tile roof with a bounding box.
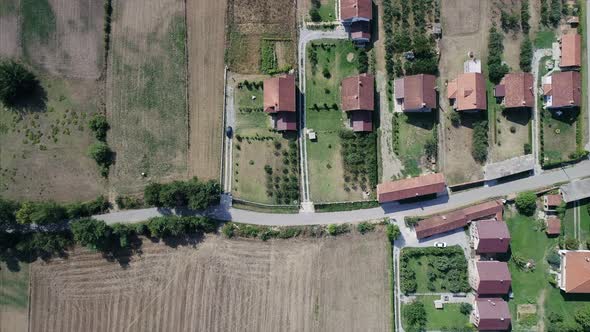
[341,73,374,111]
[263,74,296,113]
[563,251,590,293]
[560,33,582,68]
[450,73,487,111]
[340,0,372,21]
[377,173,446,203]
[499,73,534,108]
[398,74,437,111]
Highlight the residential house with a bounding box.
[494,73,534,109]
[447,73,487,112]
[560,33,581,70]
[472,261,511,295]
[471,298,512,331]
[340,0,372,44]
[341,73,374,132]
[546,216,561,236]
[376,173,446,204]
[544,194,563,212]
[471,220,511,255]
[263,74,297,131]
[394,74,437,112]
[543,71,581,109]
[558,250,590,293]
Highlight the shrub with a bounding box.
[16,202,67,225]
[450,111,461,127]
[358,50,369,73]
[500,9,520,32]
[524,143,532,154]
[357,221,375,234]
[386,224,400,242]
[88,142,113,177]
[565,237,579,250]
[326,223,350,236]
[519,37,533,72]
[403,301,427,329]
[322,67,331,78]
[0,59,38,106]
[70,218,111,250]
[460,303,473,315]
[221,223,235,238]
[309,8,321,22]
[88,114,110,141]
[547,250,561,267]
[142,178,220,210]
[0,198,19,227]
[515,191,537,216]
[472,121,488,163]
[521,0,530,32]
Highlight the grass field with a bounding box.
[107,0,188,195]
[29,232,391,332]
[232,80,299,204]
[402,296,470,331]
[395,112,436,177]
[401,247,469,294]
[542,108,578,164]
[534,30,556,49]
[0,262,29,332]
[306,40,373,202]
[563,200,590,243]
[308,0,336,22]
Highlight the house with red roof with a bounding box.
[560,33,581,70]
[471,298,511,331]
[558,250,590,293]
[263,74,297,131]
[472,261,511,295]
[447,72,487,112]
[543,71,581,110]
[471,220,511,254]
[341,73,374,132]
[546,216,561,236]
[394,74,437,112]
[340,0,372,44]
[544,194,563,211]
[494,73,534,109]
[377,173,446,204]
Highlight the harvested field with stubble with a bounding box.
[186,0,226,180]
[29,231,391,332]
[107,0,188,195]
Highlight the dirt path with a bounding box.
[186,0,226,181]
[537,281,547,331]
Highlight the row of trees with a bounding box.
[339,129,378,189]
[472,120,489,164]
[488,26,509,85]
[144,177,221,210]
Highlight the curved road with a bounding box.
[95,160,590,225]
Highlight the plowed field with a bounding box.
[30,231,391,332]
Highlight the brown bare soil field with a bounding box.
[227,0,297,74]
[106,0,188,195]
[186,0,226,180]
[29,231,391,332]
[0,0,21,58]
[439,0,491,185]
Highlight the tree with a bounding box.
[424,136,437,160]
[88,114,110,141]
[488,62,510,85]
[386,224,400,242]
[0,59,37,106]
[459,303,473,315]
[111,223,134,248]
[70,218,111,250]
[515,191,537,216]
[309,8,321,22]
[403,301,427,329]
[519,37,533,72]
[0,198,19,227]
[358,50,369,73]
[450,111,461,127]
[549,0,561,27]
[88,142,113,176]
[521,0,530,33]
[144,182,163,207]
[16,202,67,225]
[575,306,590,331]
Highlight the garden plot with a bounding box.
[402,295,471,331]
[392,112,437,177]
[226,0,296,74]
[231,78,299,205]
[307,0,336,22]
[541,108,579,164]
[305,40,377,202]
[106,0,188,195]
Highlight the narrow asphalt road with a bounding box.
[586,0,590,151]
[95,160,590,225]
[532,49,550,174]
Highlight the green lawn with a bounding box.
[396,112,436,177]
[534,30,556,49]
[545,287,590,328]
[563,200,590,244]
[0,262,29,310]
[311,0,336,22]
[306,39,367,202]
[542,108,578,164]
[402,296,470,331]
[506,211,557,329]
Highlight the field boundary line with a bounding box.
[183,0,191,181]
[221,65,228,186]
[27,264,32,332]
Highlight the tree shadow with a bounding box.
[502,108,531,126]
[9,79,48,114]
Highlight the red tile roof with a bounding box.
[545,194,563,207]
[350,21,371,41]
[340,0,372,21]
[463,200,504,221]
[560,33,582,68]
[448,73,486,111]
[546,216,561,235]
[499,73,534,108]
[476,261,512,295]
[550,71,581,108]
[341,73,374,111]
[264,74,296,113]
[275,112,297,131]
[350,110,373,132]
[475,298,511,331]
[415,210,468,239]
[562,251,590,293]
[396,74,437,111]
[475,220,511,254]
[377,173,446,203]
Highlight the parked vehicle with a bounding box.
[434,241,447,248]
[226,126,233,138]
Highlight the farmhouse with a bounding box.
[494,73,534,109]
[543,71,581,109]
[264,74,297,131]
[393,74,437,112]
[472,261,511,295]
[546,216,561,236]
[447,72,487,112]
[558,250,590,293]
[415,200,503,239]
[471,220,511,254]
[376,173,446,203]
[543,194,563,211]
[341,73,374,132]
[560,178,590,203]
[471,298,512,331]
[559,33,581,69]
[340,0,372,44]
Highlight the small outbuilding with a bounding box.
[546,216,561,236]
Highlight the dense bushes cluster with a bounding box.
[500,9,521,32]
[404,301,427,330]
[519,37,533,72]
[515,191,537,216]
[488,26,509,84]
[144,177,221,210]
[541,0,563,27]
[315,200,379,212]
[222,223,308,240]
[547,305,590,332]
[521,0,530,33]
[472,120,489,163]
[339,129,378,191]
[400,246,470,294]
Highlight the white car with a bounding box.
[434,242,447,248]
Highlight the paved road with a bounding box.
[532,49,550,174]
[586,0,590,151]
[95,160,590,225]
